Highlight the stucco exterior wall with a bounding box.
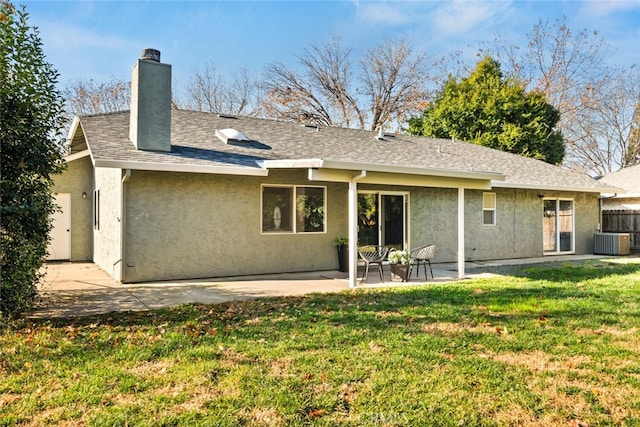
[93,167,123,280]
[374,186,599,263]
[461,189,598,261]
[52,156,93,261]
[570,191,600,254]
[119,167,600,282]
[124,169,347,283]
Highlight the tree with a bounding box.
[262,36,433,131]
[408,56,564,164]
[0,1,66,317]
[491,17,639,175]
[360,38,431,132]
[563,68,640,176]
[184,63,262,116]
[63,78,130,118]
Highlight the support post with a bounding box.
[348,171,366,288]
[458,187,465,279]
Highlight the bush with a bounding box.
[0,2,66,318]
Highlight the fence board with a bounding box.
[602,210,640,249]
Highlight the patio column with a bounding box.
[348,171,366,288]
[458,187,465,279]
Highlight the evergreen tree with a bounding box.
[408,56,564,164]
[1,1,66,317]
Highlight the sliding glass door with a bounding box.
[357,192,408,250]
[543,199,574,254]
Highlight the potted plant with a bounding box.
[334,235,348,272]
[388,249,411,281]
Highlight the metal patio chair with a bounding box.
[409,244,436,280]
[358,245,389,283]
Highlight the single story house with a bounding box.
[598,164,640,249]
[50,49,616,287]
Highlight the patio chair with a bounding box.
[409,244,435,280]
[358,245,389,283]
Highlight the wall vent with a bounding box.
[594,232,630,255]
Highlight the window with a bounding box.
[262,185,325,233]
[483,192,496,226]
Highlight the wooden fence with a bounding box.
[602,210,640,249]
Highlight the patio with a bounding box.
[32,254,608,318]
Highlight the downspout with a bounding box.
[348,170,367,288]
[120,169,131,282]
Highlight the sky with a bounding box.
[19,0,640,96]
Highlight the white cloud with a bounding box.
[582,0,640,16]
[430,0,509,36]
[353,1,413,25]
[39,21,133,53]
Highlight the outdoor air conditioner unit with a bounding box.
[594,233,630,255]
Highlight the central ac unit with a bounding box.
[594,233,630,255]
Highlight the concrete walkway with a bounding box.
[31,254,610,318]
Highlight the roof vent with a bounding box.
[215,128,249,144]
[141,48,161,62]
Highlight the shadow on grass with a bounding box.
[469,259,640,283]
[5,260,637,353]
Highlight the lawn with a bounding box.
[1,259,639,426]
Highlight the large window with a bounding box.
[483,192,496,226]
[262,185,326,233]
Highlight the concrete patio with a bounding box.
[31,254,611,318]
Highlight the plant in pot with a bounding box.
[334,235,348,273]
[388,249,411,281]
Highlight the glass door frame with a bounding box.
[357,190,410,250]
[543,198,575,255]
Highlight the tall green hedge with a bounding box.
[0,1,66,318]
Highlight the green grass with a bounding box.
[1,259,640,426]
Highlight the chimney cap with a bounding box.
[141,48,161,62]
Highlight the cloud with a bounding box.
[582,0,640,16]
[430,1,509,37]
[353,1,413,25]
[39,21,133,53]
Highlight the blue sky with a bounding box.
[21,0,640,94]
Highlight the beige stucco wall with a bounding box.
[123,169,348,283]
[367,186,599,263]
[93,167,123,280]
[52,155,93,261]
[462,189,599,261]
[119,167,600,282]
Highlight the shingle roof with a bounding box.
[74,109,614,193]
[599,164,640,195]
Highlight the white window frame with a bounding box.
[261,184,327,235]
[357,190,410,250]
[482,192,496,226]
[543,198,575,255]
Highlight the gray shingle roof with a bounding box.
[74,109,614,193]
[599,164,640,195]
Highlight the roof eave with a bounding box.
[492,181,616,194]
[93,158,269,176]
[263,158,505,182]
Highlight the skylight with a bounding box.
[215,128,249,144]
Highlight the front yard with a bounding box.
[1,259,639,426]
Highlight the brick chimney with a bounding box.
[129,48,171,152]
